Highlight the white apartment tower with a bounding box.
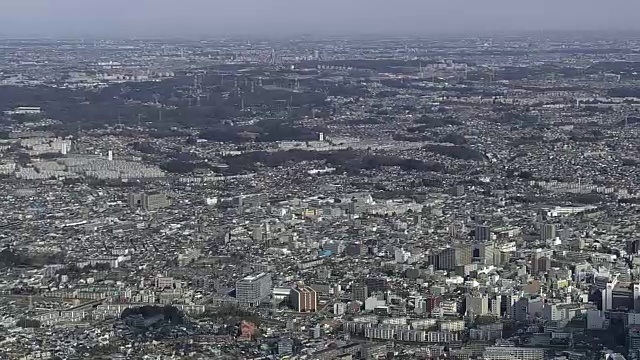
[236,272,272,307]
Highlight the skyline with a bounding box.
[0,0,639,38]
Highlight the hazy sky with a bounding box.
[0,0,639,38]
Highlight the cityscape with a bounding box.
[0,5,640,360]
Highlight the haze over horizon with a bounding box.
[0,0,639,38]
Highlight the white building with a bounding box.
[236,272,272,307]
[395,248,411,263]
[333,302,347,316]
[544,304,567,322]
[5,106,42,115]
[365,296,386,312]
[439,320,465,332]
[0,162,16,175]
[466,294,489,316]
[483,347,544,360]
[602,279,618,311]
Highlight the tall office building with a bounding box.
[503,293,521,319]
[425,295,441,314]
[439,247,458,271]
[627,240,640,255]
[428,253,440,270]
[490,295,501,316]
[634,284,640,311]
[438,245,472,271]
[601,279,618,311]
[531,249,553,274]
[290,286,318,312]
[236,272,272,307]
[540,224,557,241]
[352,283,369,302]
[537,256,551,273]
[365,278,388,293]
[475,225,491,242]
[474,242,495,266]
[458,245,473,267]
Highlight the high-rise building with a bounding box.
[627,240,640,255]
[236,272,272,307]
[503,293,521,319]
[323,240,346,255]
[474,242,495,266]
[602,280,617,311]
[334,302,347,315]
[634,284,640,311]
[428,253,440,269]
[394,248,410,263]
[312,323,321,338]
[128,193,143,208]
[452,184,465,197]
[365,278,388,293]
[542,303,565,321]
[490,295,501,316]
[129,192,170,211]
[612,282,634,310]
[448,222,467,239]
[290,286,318,312]
[438,247,458,271]
[629,327,640,354]
[438,245,472,270]
[352,283,369,302]
[142,193,170,211]
[540,224,557,241]
[458,245,473,266]
[345,242,368,257]
[475,225,491,242]
[347,202,357,218]
[415,297,427,314]
[252,224,270,242]
[425,295,441,313]
[466,294,489,316]
[531,249,553,274]
[537,256,551,273]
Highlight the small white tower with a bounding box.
[319,132,325,142]
[108,150,113,161]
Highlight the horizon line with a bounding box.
[1,28,640,42]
